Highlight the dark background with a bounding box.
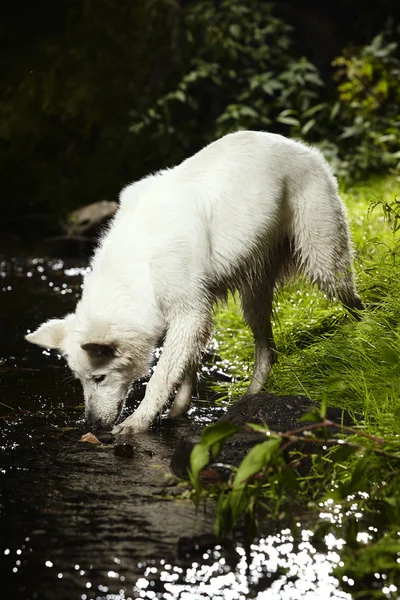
[1,0,399,240]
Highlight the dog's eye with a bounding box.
[93,374,106,384]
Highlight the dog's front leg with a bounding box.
[112,310,211,435]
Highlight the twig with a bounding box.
[279,432,400,463]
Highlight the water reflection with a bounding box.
[13,529,355,600]
[132,530,353,600]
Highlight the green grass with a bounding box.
[212,175,400,435]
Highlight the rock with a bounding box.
[64,200,118,237]
[79,432,102,445]
[113,443,134,458]
[44,201,119,253]
[170,434,200,478]
[199,467,231,484]
[170,393,357,479]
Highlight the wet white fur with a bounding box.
[26,131,362,434]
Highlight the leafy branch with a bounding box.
[189,410,400,541]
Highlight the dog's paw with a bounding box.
[111,423,127,435]
[112,414,150,436]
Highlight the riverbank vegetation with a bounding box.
[189,176,400,599]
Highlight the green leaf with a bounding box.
[239,106,258,118]
[337,452,371,498]
[189,443,210,490]
[229,488,247,524]
[303,103,326,117]
[330,102,340,120]
[382,344,399,366]
[276,116,301,127]
[330,444,359,464]
[262,80,283,95]
[214,492,232,538]
[384,496,400,508]
[174,90,186,103]
[301,118,316,136]
[246,422,271,434]
[233,438,281,491]
[229,24,241,39]
[200,421,240,458]
[320,395,327,420]
[280,467,300,490]
[299,408,324,423]
[277,108,297,117]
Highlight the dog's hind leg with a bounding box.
[168,365,198,418]
[240,278,277,396]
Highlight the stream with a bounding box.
[1,254,353,600]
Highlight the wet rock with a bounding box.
[97,433,116,445]
[199,466,232,484]
[79,432,102,445]
[170,434,200,478]
[64,200,118,237]
[226,392,356,426]
[43,201,119,254]
[170,393,357,479]
[113,443,134,458]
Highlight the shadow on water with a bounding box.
[1,255,353,600]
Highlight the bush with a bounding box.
[329,19,400,180]
[130,0,325,168]
[131,6,400,183]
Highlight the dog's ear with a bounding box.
[26,317,71,350]
[80,342,116,359]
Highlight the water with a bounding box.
[0,254,367,600]
[0,256,222,598]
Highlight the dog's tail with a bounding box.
[288,157,364,318]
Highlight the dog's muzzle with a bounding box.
[85,408,113,431]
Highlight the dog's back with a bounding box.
[111,131,360,310]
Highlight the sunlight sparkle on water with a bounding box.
[64,266,91,277]
[130,529,352,600]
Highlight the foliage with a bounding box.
[369,193,400,258]
[131,6,400,184]
[188,411,400,598]
[329,19,400,180]
[189,421,240,496]
[130,0,325,166]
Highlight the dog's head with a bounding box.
[26,314,155,429]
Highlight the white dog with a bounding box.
[26,131,363,434]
